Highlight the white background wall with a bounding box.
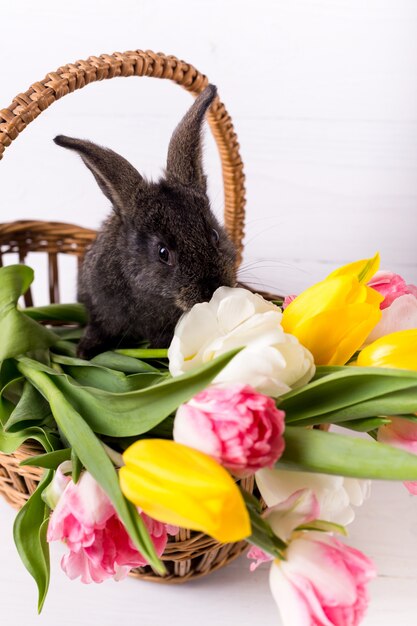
[1,0,417,302]
[1,1,417,624]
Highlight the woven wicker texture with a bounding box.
[0,50,246,265]
[0,220,96,305]
[0,51,255,583]
[0,443,44,510]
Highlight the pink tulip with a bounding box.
[269,532,376,626]
[365,272,417,343]
[368,271,417,309]
[247,545,273,571]
[282,295,297,310]
[173,384,285,477]
[377,417,417,495]
[47,470,177,583]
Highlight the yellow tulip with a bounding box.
[327,254,380,284]
[119,439,251,543]
[357,329,417,371]
[282,254,383,365]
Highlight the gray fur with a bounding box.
[54,85,236,359]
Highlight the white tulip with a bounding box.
[168,287,315,397]
[256,467,371,526]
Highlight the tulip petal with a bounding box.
[264,489,320,542]
[256,468,366,527]
[358,329,417,371]
[328,253,380,284]
[119,439,251,543]
[168,286,315,395]
[269,533,375,626]
[365,295,417,345]
[285,535,364,605]
[168,303,218,374]
[269,561,327,626]
[207,311,285,359]
[215,346,292,397]
[256,467,342,508]
[286,303,381,366]
[282,255,383,365]
[282,277,355,330]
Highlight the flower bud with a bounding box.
[119,439,251,543]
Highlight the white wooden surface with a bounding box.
[1,1,417,623]
[1,0,417,298]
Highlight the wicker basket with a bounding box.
[0,50,255,583]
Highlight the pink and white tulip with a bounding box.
[173,384,286,476]
[247,489,320,571]
[377,417,417,495]
[47,468,177,583]
[365,272,417,343]
[256,467,370,526]
[247,489,375,625]
[269,532,376,626]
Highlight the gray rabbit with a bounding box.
[54,85,236,359]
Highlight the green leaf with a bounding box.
[339,417,391,433]
[0,359,21,388]
[51,327,84,341]
[0,426,57,454]
[13,470,52,613]
[4,381,52,431]
[16,360,165,574]
[50,354,165,392]
[0,395,14,427]
[20,349,240,437]
[1,376,24,404]
[65,366,164,393]
[280,366,417,426]
[0,265,57,359]
[91,351,162,373]
[23,303,87,325]
[281,426,417,480]
[20,448,71,469]
[51,340,77,357]
[318,387,417,425]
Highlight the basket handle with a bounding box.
[0,50,246,264]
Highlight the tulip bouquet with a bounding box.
[1,253,417,626]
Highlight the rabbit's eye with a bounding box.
[158,244,171,264]
[211,228,220,245]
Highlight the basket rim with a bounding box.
[0,49,246,264]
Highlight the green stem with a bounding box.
[116,348,168,359]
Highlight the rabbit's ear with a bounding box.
[166,84,217,190]
[54,136,143,214]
